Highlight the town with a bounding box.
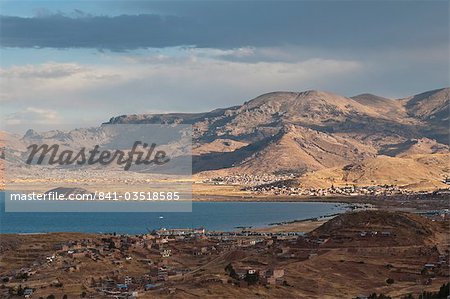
[203,174,450,197]
[1,210,449,298]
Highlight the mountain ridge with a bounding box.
[4,87,448,191]
[104,87,450,188]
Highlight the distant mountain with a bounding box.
[3,88,448,190]
[109,90,411,142]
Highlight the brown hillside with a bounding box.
[193,139,248,155]
[401,88,449,143]
[299,153,450,190]
[231,125,376,175]
[402,88,449,120]
[379,138,449,157]
[310,210,440,246]
[351,93,406,120]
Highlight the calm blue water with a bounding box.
[0,194,347,234]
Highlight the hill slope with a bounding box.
[299,153,450,190]
[310,210,441,246]
[401,88,450,143]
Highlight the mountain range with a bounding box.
[2,87,449,191]
[106,87,449,189]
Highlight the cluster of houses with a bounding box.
[358,231,393,238]
[202,174,297,186]
[53,234,187,262]
[202,174,433,197]
[154,227,206,236]
[245,183,421,197]
[421,254,449,278]
[94,265,188,297]
[4,227,318,297]
[225,264,286,287]
[86,231,308,296]
[204,175,450,199]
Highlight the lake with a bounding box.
[0,194,347,234]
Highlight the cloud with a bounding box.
[1,38,448,129]
[1,1,447,134]
[5,107,62,125]
[0,54,363,126]
[0,14,199,50]
[0,62,121,103]
[0,1,447,50]
[0,63,87,79]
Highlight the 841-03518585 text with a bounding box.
[95,191,180,201]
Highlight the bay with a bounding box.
[0,194,347,234]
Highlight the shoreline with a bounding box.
[1,193,447,235]
[0,200,352,235]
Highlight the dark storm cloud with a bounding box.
[0,14,199,50]
[0,1,448,50]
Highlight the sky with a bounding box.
[0,0,449,131]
